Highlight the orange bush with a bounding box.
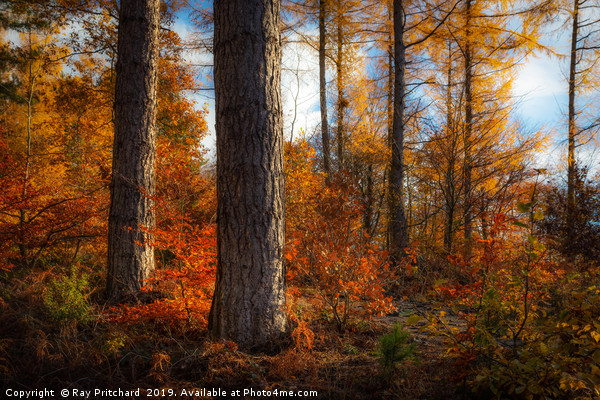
[285,140,394,331]
[107,134,216,329]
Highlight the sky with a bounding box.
[172,7,598,172]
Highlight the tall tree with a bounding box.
[319,0,331,175]
[328,0,363,171]
[106,0,160,300]
[565,0,600,241]
[567,0,579,226]
[209,0,287,349]
[388,0,409,261]
[462,0,473,255]
[423,0,551,254]
[335,0,345,169]
[386,0,460,260]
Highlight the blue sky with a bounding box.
[173,5,598,171]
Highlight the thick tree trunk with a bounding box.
[389,0,409,262]
[209,0,287,350]
[106,0,159,301]
[319,0,331,175]
[567,0,579,240]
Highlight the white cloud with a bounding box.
[281,36,322,142]
[514,55,564,98]
[513,54,567,128]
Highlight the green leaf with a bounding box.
[517,202,532,213]
[527,235,538,245]
[535,242,546,252]
[512,220,528,228]
[405,314,421,325]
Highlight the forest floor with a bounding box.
[0,272,470,400]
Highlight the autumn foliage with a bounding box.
[108,105,216,329]
[425,200,600,398]
[285,140,394,331]
[1,0,600,398]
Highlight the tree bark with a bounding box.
[209,0,287,349]
[567,0,579,240]
[319,0,331,176]
[463,0,473,257]
[389,0,409,262]
[106,0,159,301]
[336,8,345,170]
[444,40,456,253]
[386,1,393,249]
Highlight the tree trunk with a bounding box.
[319,0,331,175]
[567,0,579,240]
[386,1,393,249]
[106,0,160,301]
[387,1,394,150]
[463,0,473,257]
[209,0,287,350]
[336,10,345,170]
[444,39,456,254]
[389,0,409,262]
[363,164,373,237]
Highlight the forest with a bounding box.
[1,0,600,398]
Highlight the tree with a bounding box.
[565,0,600,243]
[208,0,287,349]
[0,1,110,269]
[106,0,160,301]
[540,166,600,266]
[462,0,474,254]
[285,141,393,332]
[417,0,551,255]
[319,0,331,175]
[386,0,461,260]
[388,0,409,261]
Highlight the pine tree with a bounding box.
[106,0,160,301]
[208,0,287,349]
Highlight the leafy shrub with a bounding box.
[43,265,91,324]
[428,201,600,398]
[102,329,128,355]
[538,167,600,267]
[108,145,217,330]
[285,140,394,331]
[469,281,600,399]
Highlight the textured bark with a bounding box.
[388,0,409,262]
[336,12,345,170]
[106,0,159,301]
[363,164,373,236]
[443,42,456,254]
[209,0,287,349]
[463,0,473,256]
[387,0,394,148]
[386,2,393,249]
[567,0,579,238]
[319,0,331,176]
